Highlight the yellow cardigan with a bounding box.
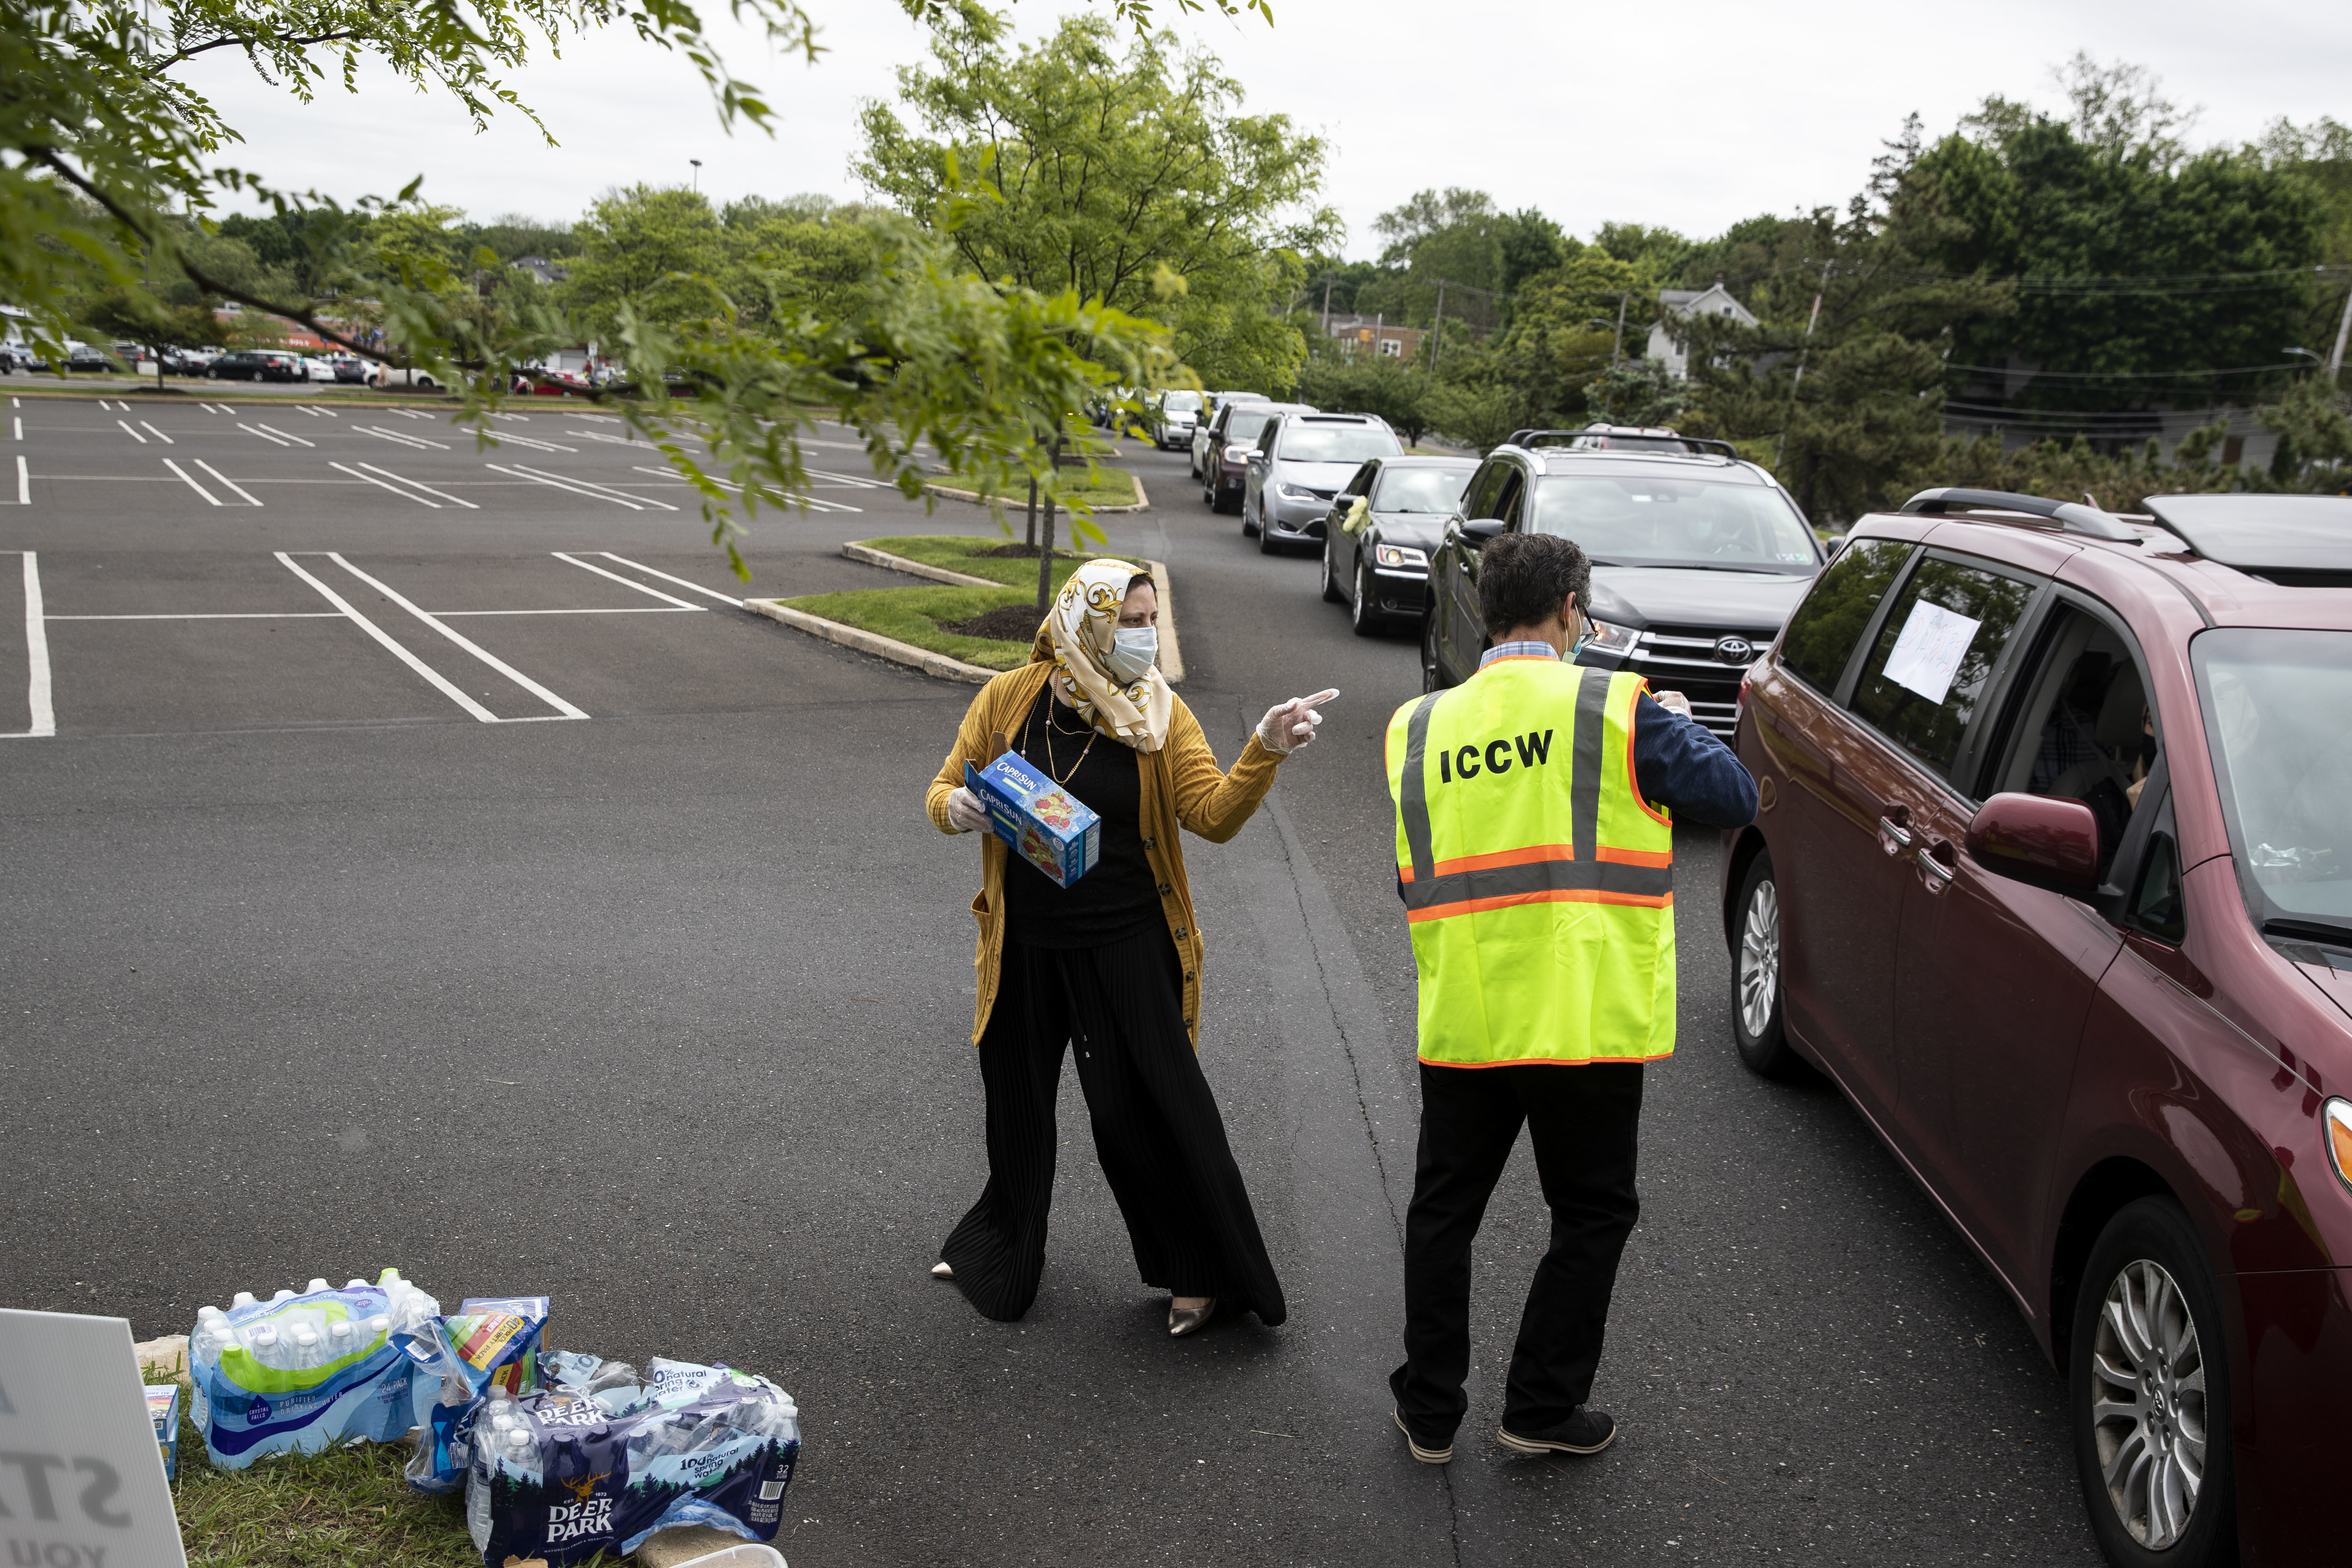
[925,659,1285,1050]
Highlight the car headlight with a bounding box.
[1375,543,1428,569]
[2326,1098,2352,1193]
[1582,617,1639,653]
[1277,483,1321,501]
[1224,444,1255,461]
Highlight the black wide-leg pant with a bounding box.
[939,929,1286,1326]
[1391,1060,1644,1442]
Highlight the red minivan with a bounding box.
[1722,488,2352,1568]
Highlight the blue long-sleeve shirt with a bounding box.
[1628,692,1759,830]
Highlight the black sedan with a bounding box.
[207,351,303,383]
[1318,456,1480,635]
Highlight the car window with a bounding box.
[1980,604,2159,875]
[1276,423,1401,463]
[1162,391,1202,414]
[1529,475,1819,571]
[1779,538,1911,694]
[2192,628,2352,935]
[1343,462,1376,498]
[1257,419,1280,454]
[2128,792,2187,944]
[1494,467,1527,529]
[1462,462,1507,521]
[1848,556,2038,782]
[1225,409,1273,446]
[1374,467,1475,513]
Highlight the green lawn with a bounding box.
[170,1415,483,1568]
[780,584,1054,669]
[858,534,1096,588]
[929,466,1142,510]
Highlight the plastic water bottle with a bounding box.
[232,1292,257,1309]
[327,1320,354,1356]
[306,1279,329,1295]
[270,1289,293,1304]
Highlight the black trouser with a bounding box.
[1391,1060,1643,1442]
[939,930,1286,1325]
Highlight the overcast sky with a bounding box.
[183,0,2350,258]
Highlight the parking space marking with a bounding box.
[303,405,339,417]
[47,612,341,620]
[15,455,27,505]
[195,460,262,506]
[551,553,708,609]
[483,431,577,453]
[355,424,449,450]
[319,553,589,720]
[117,419,149,444]
[276,552,503,722]
[487,463,674,510]
[803,467,896,490]
[329,461,442,506]
[563,429,639,446]
[383,409,432,421]
[241,422,315,448]
[163,459,223,505]
[352,462,477,509]
[141,421,175,444]
[12,417,20,439]
[8,553,55,738]
[590,552,747,606]
[626,465,861,514]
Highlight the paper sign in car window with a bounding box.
[1880,600,1981,706]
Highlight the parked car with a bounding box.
[1241,411,1402,554]
[1725,488,2352,1568]
[61,341,113,373]
[371,364,445,391]
[1149,389,1205,452]
[1189,392,1270,483]
[1419,426,1823,736]
[0,342,37,373]
[1198,400,1311,515]
[207,350,302,383]
[1318,455,1480,634]
[330,354,371,383]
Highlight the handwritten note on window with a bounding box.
[1880,600,1981,706]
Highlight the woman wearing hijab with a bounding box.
[924,558,1337,1337]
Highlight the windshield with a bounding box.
[1530,475,1818,572]
[1375,467,1475,513]
[1278,424,1400,463]
[1226,409,1274,444]
[1161,391,1202,414]
[2193,628,2352,930]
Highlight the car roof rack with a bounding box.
[1504,427,1741,459]
[1900,487,2141,543]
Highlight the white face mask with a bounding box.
[1105,626,1158,684]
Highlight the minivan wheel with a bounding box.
[2070,1198,2234,1568]
[1731,850,1800,1077]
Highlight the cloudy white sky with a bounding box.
[184,0,2349,257]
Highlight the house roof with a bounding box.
[1658,283,1757,326]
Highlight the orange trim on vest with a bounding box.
[1401,842,1577,882]
[1419,1048,1676,1068]
[1627,680,1673,829]
[1404,887,1675,922]
[1594,845,1672,867]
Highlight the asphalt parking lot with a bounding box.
[1,391,2101,1564]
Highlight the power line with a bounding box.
[1940,360,2305,380]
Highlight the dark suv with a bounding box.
[1724,488,2352,1568]
[1419,427,1823,735]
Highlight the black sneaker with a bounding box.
[1391,1409,1453,1465]
[1497,1408,1616,1456]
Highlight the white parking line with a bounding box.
[7,552,54,738]
[432,606,699,616]
[354,462,477,509]
[481,430,577,453]
[552,552,707,609]
[14,455,26,505]
[802,467,897,489]
[46,612,341,620]
[487,463,669,510]
[242,423,315,448]
[195,460,262,506]
[591,552,746,606]
[329,461,440,506]
[117,419,148,445]
[140,421,175,445]
[384,409,432,420]
[276,553,499,723]
[488,412,530,422]
[627,465,861,514]
[163,458,222,505]
[355,424,448,451]
[323,553,589,720]
[293,405,320,417]
[303,405,340,418]
[11,417,20,440]
[563,429,638,446]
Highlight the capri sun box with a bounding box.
[966,752,1101,887]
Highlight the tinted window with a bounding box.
[1225,409,1273,444]
[1529,476,1818,570]
[2193,627,2352,928]
[1849,557,2036,779]
[1161,391,1202,413]
[1375,467,1475,513]
[1463,462,1508,521]
[1780,539,1911,693]
[1276,423,1402,462]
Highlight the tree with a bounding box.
[1295,354,1438,446]
[5,0,1254,570]
[857,9,1334,393]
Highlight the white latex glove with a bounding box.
[945,786,990,833]
[1257,689,1340,755]
[1651,690,1693,719]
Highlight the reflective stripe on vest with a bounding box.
[1386,659,1675,1068]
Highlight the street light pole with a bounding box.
[1428,280,1446,376]
[2329,267,2352,383]
[1611,292,1628,366]
[689,159,702,193]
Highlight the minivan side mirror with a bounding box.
[1822,535,1847,558]
[1459,517,1508,549]
[1964,792,2100,894]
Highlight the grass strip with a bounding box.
[858,534,1099,589]
[169,1416,491,1568]
[929,467,1140,510]
[778,584,1054,671]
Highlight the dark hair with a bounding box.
[1479,532,1591,638]
[1127,571,1156,594]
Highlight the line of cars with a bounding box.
[1172,392,2351,1562]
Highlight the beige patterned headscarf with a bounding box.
[1029,558,1172,752]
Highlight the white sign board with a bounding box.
[1880,600,1982,707]
[0,1309,187,1568]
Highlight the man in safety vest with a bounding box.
[1384,531,1757,1465]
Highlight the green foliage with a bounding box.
[859,534,1097,586]
[780,583,1060,669]
[1583,358,1688,429]
[858,10,1333,392]
[1294,354,1441,445]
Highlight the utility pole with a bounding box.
[1428,281,1447,376]
[1611,292,1629,366]
[690,159,702,193]
[1773,262,1834,473]
[1321,276,1334,337]
[2329,265,2352,384]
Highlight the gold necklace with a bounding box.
[1033,693,1098,785]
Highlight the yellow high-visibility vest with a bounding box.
[1384,656,1675,1068]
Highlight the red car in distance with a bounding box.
[1720,489,2352,1568]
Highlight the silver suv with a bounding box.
[1242,412,1402,555]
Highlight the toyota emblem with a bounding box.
[1714,636,1755,664]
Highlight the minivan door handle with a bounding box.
[1917,838,1956,893]
[1878,803,1913,856]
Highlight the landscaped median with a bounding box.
[924,465,1148,513]
[744,535,1182,684]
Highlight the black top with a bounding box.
[1000,685,1160,949]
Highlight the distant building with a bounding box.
[1325,314,1426,362]
[1647,282,1757,380]
[512,257,568,285]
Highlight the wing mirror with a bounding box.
[1458,517,1508,549]
[1822,535,1847,558]
[1964,792,2100,894]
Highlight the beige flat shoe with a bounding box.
[930,1261,954,1280]
[1168,1297,1216,1337]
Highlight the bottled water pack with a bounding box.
[396,1295,552,1494]
[186,1269,442,1468]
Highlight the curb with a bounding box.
[840,541,998,587]
[742,599,1001,684]
[924,471,1150,513]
